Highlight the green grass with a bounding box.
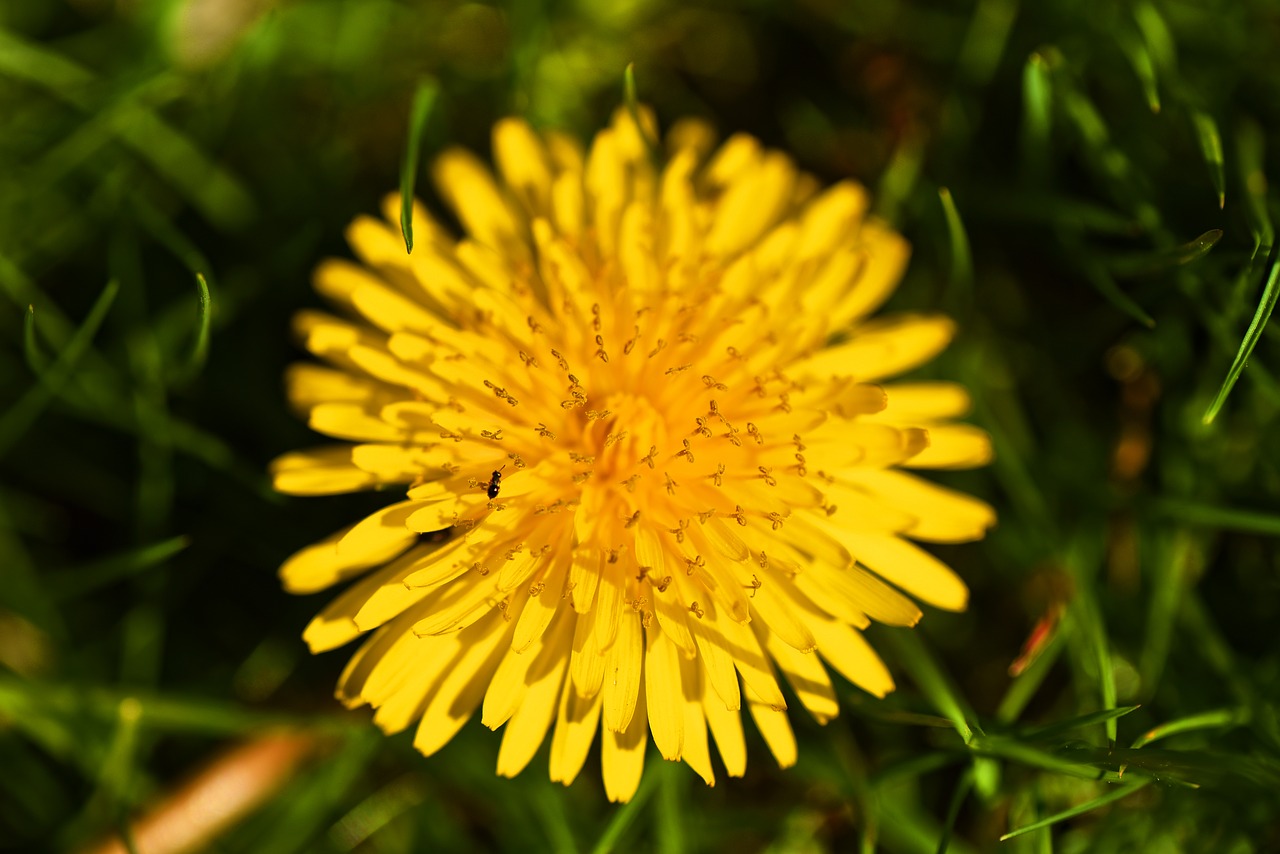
[3,0,1280,851]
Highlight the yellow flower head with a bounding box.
[273,107,995,802]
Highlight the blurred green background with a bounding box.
[3,0,1280,851]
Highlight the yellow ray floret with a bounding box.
[274,107,995,801]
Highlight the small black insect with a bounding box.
[486,465,506,499]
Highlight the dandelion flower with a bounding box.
[273,108,995,801]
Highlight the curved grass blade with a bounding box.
[623,63,661,167]
[1108,229,1222,276]
[1131,707,1247,749]
[1118,28,1160,113]
[165,273,214,385]
[1079,252,1155,327]
[399,79,439,254]
[49,535,190,601]
[590,768,658,854]
[23,304,47,374]
[0,280,118,459]
[1238,119,1274,257]
[999,779,1152,841]
[882,628,976,743]
[1202,253,1280,424]
[1021,706,1141,742]
[1019,50,1053,182]
[939,187,974,303]
[934,766,973,854]
[1192,112,1225,209]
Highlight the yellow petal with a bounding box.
[718,615,786,711]
[511,550,571,652]
[689,606,741,711]
[432,147,526,263]
[678,654,715,786]
[902,424,994,470]
[569,548,601,614]
[877,382,972,422]
[791,314,955,382]
[827,221,910,328]
[303,554,425,653]
[644,626,685,761]
[843,469,996,544]
[602,608,643,733]
[493,117,553,218]
[764,627,838,724]
[414,612,513,756]
[570,606,606,698]
[496,624,570,778]
[746,682,797,768]
[796,561,921,628]
[271,447,376,496]
[749,578,816,653]
[706,151,796,257]
[338,500,424,558]
[602,683,648,803]
[840,532,969,611]
[701,670,746,777]
[549,680,602,785]
[812,619,894,698]
[794,180,869,262]
[279,524,400,594]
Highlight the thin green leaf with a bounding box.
[0,280,119,459]
[1202,253,1280,424]
[1079,253,1155,327]
[1117,28,1160,113]
[939,187,974,301]
[0,31,253,230]
[49,536,190,601]
[935,767,973,854]
[399,79,439,254]
[874,132,925,227]
[1237,119,1274,256]
[1108,228,1222,276]
[0,674,359,736]
[1191,112,1226,209]
[1019,50,1054,182]
[970,737,1106,780]
[1021,707,1141,742]
[999,780,1153,841]
[1139,529,1198,688]
[623,63,660,166]
[23,304,47,374]
[997,624,1066,725]
[655,760,686,854]
[1131,708,1247,748]
[1063,534,1119,743]
[183,274,212,379]
[590,768,658,854]
[881,629,976,743]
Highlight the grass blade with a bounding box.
[999,780,1153,841]
[939,187,974,302]
[1131,708,1247,748]
[398,79,439,254]
[1202,252,1280,424]
[1191,112,1225,209]
[590,768,658,854]
[1079,252,1155,327]
[623,62,661,166]
[0,280,118,459]
[49,536,191,601]
[1021,707,1141,742]
[881,628,976,744]
[1019,50,1054,182]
